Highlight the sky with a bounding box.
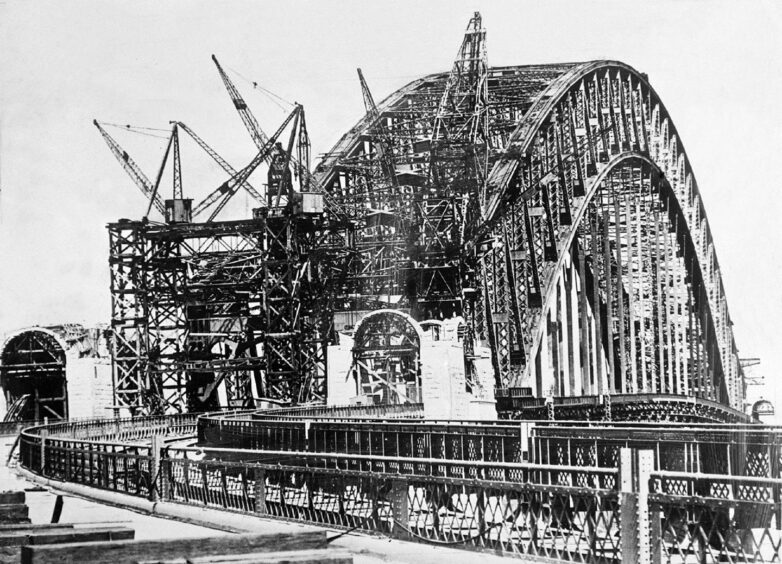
[1,0,780,413]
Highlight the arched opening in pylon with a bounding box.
[0,329,68,421]
[352,310,422,404]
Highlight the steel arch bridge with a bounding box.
[103,13,745,421]
[315,18,743,419]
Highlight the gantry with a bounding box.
[100,13,745,420]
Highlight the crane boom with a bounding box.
[357,68,397,186]
[146,125,176,217]
[211,54,269,148]
[175,121,264,204]
[172,124,183,199]
[94,120,166,215]
[211,56,347,221]
[193,105,300,220]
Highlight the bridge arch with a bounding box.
[478,62,741,411]
[316,59,743,416]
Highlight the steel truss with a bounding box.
[108,215,346,414]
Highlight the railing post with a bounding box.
[519,422,530,462]
[642,450,661,564]
[619,448,637,563]
[304,419,312,451]
[150,435,163,502]
[253,467,266,514]
[39,429,48,476]
[389,479,409,539]
[619,447,654,564]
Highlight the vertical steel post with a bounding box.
[638,449,654,564]
[253,467,266,514]
[390,479,410,539]
[150,434,163,502]
[39,429,48,476]
[619,447,654,564]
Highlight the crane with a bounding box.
[94,120,166,215]
[145,124,176,217]
[211,55,348,221]
[192,104,301,221]
[174,121,264,204]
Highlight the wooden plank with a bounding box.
[0,504,29,523]
[138,549,353,564]
[0,545,23,564]
[189,550,353,563]
[22,531,328,564]
[0,492,24,505]
[0,524,74,532]
[0,525,135,546]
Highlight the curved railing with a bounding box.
[197,407,779,481]
[495,392,752,423]
[15,407,782,562]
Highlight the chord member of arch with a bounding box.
[480,64,736,405]
[482,155,725,402]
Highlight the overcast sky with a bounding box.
[1,0,780,412]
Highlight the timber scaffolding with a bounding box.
[15,407,782,563]
[103,12,747,420]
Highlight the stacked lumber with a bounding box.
[0,492,29,525]
[0,523,134,564]
[20,531,352,564]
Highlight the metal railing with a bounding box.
[648,470,782,563]
[160,454,621,561]
[255,402,424,419]
[16,413,782,562]
[198,410,782,481]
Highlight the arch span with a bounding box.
[474,62,742,411]
[352,310,422,404]
[317,60,743,416]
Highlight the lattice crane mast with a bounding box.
[94,120,166,215]
[357,68,398,187]
[408,11,490,322]
[431,11,489,207]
